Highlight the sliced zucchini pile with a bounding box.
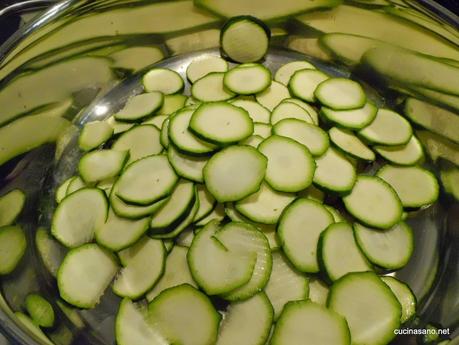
[37,15,446,345]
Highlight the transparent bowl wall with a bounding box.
[0,0,458,344]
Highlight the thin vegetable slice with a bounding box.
[274,61,315,85]
[0,189,26,227]
[374,136,424,166]
[143,68,184,95]
[167,145,208,183]
[320,102,377,130]
[289,69,328,102]
[315,78,366,110]
[329,127,375,161]
[230,99,270,124]
[0,225,26,275]
[78,121,113,152]
[187,56,228,84]
[112,125,162,163]
[313,147,356,192]
[381,276,416,323]
[114,92,164,122]
[256,81,290,111]
[191,72,235,102]
[224,63,271,95]
[78,150,128,183]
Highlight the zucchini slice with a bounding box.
[329,127,375,161]
[343,175,403,229]
[143,114,168,128]
[359,108,412,146]
[354,222,414,270]
[230,99,270,124]
[278,198,334,273]
[158,94,187,116]
[274,61,316,85]
[114,92,164,122]
[112,125,162,163]
[187,220,256,295]
[0,189,25,227]
[273,118,329,156]
[0,225,26,275]
[320,102,377,130]
[147,284,220,345]
[78,121,113,152]
[195,203,226,227]
[283,98,319,125]
[417,130,459,166]
[25,294,55,328]
[270,101,314,125]
[265,251,309,319]
[216,292,273,345]
[55,178,73,204]
[240,135,264,148]
[113,237,165,299]
[78,150,129,183]
[203,145,267,202]
[289,69,329,103]
[191,72,235,102]
[52,188,108,248]
[374,136,424,166]
[116,155,178,206]
[220,16,270,63]
[258,135,315,192]
[271,301,351,345]
[160,118,170,149]
[57,244,118,308]
[194,185,216,222]
[167,145,209,183]
[328,272,401,345]
[253,123,272,138]
[376,165,439,208]
[256,81,290,111]
[381,276,416,323]
[169,108,217,155]
[95,209,149,252]
[315,78,366,110]
[318,222,372,281]
[224,63,272,95]
[313,147,356,192]
[66,176,85,196]
[142,68,184,95]
[235,182,295,225]
[190,102,253,144]
[187,56,228,84]
[35,228,66,277]
[308,278,329,305]
[107,117,135,135]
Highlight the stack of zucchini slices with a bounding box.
[43,17,440,345]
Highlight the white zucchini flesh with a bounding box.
[116,299,169,345]
[278,198,334,273]
[116,155,178,206]
[51,188,108,248]
[271,301,351,345]
[224,63,272,95]
[374,136,424,166]
[219,222,272,301]
[203,145,267,203]
[255,81,290,111]
[308,278,329,306]
[146,246,197,302]
[313,147,356,192]
[314,78,366,110]
[113,237,165,299]
[298,185,325,202]
[376,165,439,208]
[157,94,187,116]
[55,178,73,203]
[195,203,226,227]
[78,150,128,183]
[142,68,184,95]
[235,182,295,225]
[190,102,253,144]
[220,17,269,63]
[0,225,26,275]
[193,185,216,222]
[231,99,271,124]
[187,220,256,295]
[107,117,135,135]
[283,98,319,125]
[57,244,118,308]
[66,176,86,195]
[381,276,416,323]
[167,145,208,183]
[176,229,195,248]
[187,56,228,83]
[95,208,149,252]
[270,101,314,125]
[112,125,162,163]
[78,121,113,151]
[258,135,315,193]
[150,181,195,229]
[168,108,217,154]
[289,69,329,102]
[191,72,235,102]
[114,92,164,122]
[240,135,264,148]
[146,284,220,345]
[354,222,414,270]
[264,251,309,319]
[328,272,401,345]
[253,123,272,138]
[216,292,273,345]
[318,222,372,281]
[160,118,170,149]
[35,228,66,277]
[329,127,375,161]
[343,176,403,229]
[274,61,316,85]
[273,118,329,156]
[321,101,377,130]
[0,189,26,227]
[143,114,168,128]
[358,108,412,146]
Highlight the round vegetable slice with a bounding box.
[143,68,184,94]
[253,123,272,138]
[191,72,235,102]
[0,189,25,227]
[289,69,328,102]
[25,294,55,328]
[78,149,129,183]
[256,81,290,111]
[374,136,424,166]
[240,135,264,148]
[258,135,315,192]
[78,121,113,152]
[114,92,164,122]
[329,127,375,161]
[343,175,403,229]
[187,56,228,83]
[320,102,377,129]
[230,99,270,124]
[381,276,416,323]
[112,125,162,163]
[274,60,316,85]
[193,185,216,222]
[313,147,356,192]
[203,145,267,202]
[282,98,319,125]
[224,63,271,95]
[270,101,313,125]
[167,144,209,183]
[315,78,366,110]
[0,225,26,275]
